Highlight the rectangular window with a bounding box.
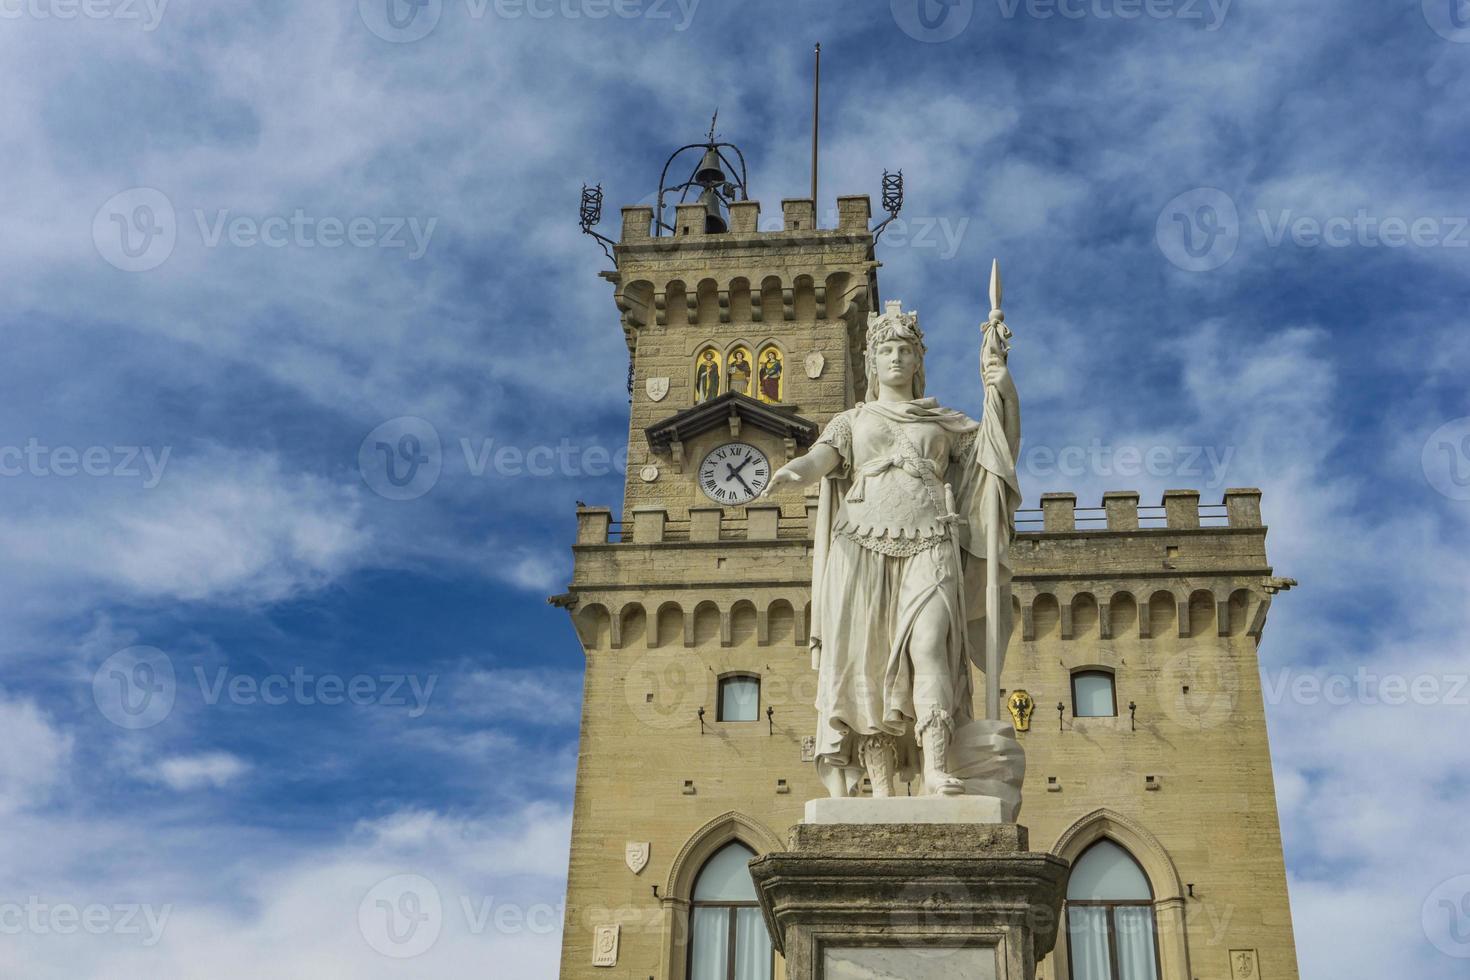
[1072,671,1117,718]
[718,676,760,722]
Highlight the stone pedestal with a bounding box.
[749,823,1067,980]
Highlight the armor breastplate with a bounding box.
[834,456,949,553]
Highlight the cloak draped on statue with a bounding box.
[807,395,1022,797]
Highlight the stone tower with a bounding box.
[555,142,1300,980]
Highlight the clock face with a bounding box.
[698,442,770,505]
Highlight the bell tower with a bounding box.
[588,131,885,523]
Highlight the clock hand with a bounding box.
[729,455,754,476]
[724,462,756,496]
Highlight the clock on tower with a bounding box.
[697,442,771,505]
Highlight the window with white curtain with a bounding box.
[1066,839,1160,980]
[688,842,772,980]
[1072,670,1118,718]
[718,675,761,722]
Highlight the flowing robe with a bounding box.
[728,358,752,396]
[695,360,720,402]
[809,397,1021,794]
[759,358,782,401]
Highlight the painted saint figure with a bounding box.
[695,349,721,403]
[727,349,752,396]
[767,298,1023,805]
[758,349,783,402]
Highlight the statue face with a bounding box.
[873,339,919,389]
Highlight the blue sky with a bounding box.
[2,0,1469,975]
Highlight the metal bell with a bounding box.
[695,146,728,187]
[700,187,728,234]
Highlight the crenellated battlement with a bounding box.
[619,195,874,243]
[564,487,1283,653]
[575,488,1267,545]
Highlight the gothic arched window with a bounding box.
[1066,839,1160,980]
[688,842,772,980]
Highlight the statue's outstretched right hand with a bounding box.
[762,466,805,497]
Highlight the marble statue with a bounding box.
[767,264,1026,817]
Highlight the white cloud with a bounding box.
[0,447,370,605]
[0,693,74,815]
[0,804,570,980]
[146,752,250,791]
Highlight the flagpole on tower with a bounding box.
[811,43,821,212]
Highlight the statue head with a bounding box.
[864,300,926,400]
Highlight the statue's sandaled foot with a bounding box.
[917,708,965,797]
[857,732,899,798]
[931,775,964,796]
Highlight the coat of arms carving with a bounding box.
[592,925,620,967]
[625,841,650,875]
[645,377,670,402]
[804,352,825,379]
